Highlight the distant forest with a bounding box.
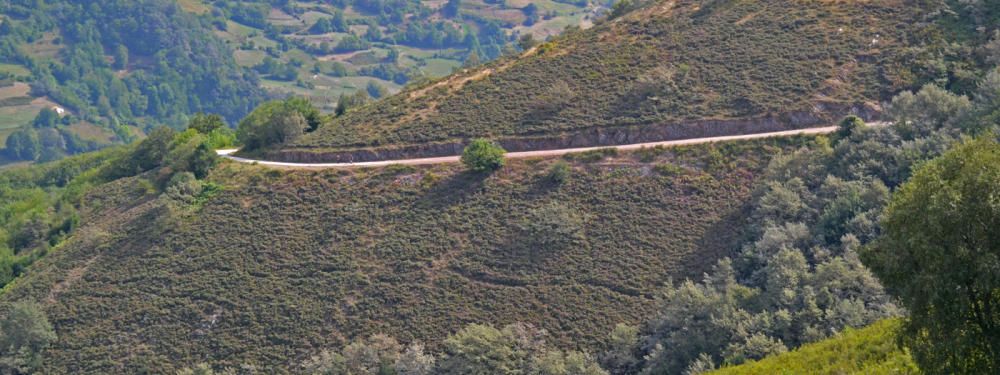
[0,0,266,127]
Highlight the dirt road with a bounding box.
[216,125,844,169]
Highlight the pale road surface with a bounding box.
[217,125,856,169]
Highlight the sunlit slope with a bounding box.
[287,0,926,154]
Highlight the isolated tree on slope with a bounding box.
[461,139,505,172]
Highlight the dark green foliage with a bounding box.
[236,98,321,151]
[309,11,349,34]
[863,137,1000,374]
[102,127,177,180]
[0,301,56,373]
[4,128,40,161]
[283,97,324,132]
[188,113,227,135]
[367,81,389,99]
[335,91,372,117]
[0,0,264,126]
[461,138,505,172]
[835,115,866,141]
[628,75,1000,373]
[545,161,570,184]
[31,108,59,128]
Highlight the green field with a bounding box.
[182,0,598,112]
[0,63,30,77]
[0,83,54,131]
[711,319,918,375]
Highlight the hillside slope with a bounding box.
[710,319,918,375]
[278,0,931,160]
[177,0,601,111]
[0,136,812,373]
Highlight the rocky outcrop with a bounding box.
[264,102,881,163]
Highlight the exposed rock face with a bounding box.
[265,102,881,163]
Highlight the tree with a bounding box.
[461,139,505,172]
[545,161,570,184]
[4,128,40,161]
[366,81,388,99]
[0,301,57,373]
[863,137,1000,374]
[599,324,640,374]
[113,44,128,70]
[835,115,866,141]
[32,108,59,128]
[282,97,323,132]
[188,113,226,135]
[236,98,315,150]
[462,51,480,68]
[533,350,607,375]
[438,323,543,374]
[518,34,539,51]
[887,85,970,135]
[310,17,333,34]
[443,0,461,18]
[395,342,435,375]
[131,126,176,173]
[335,91,371,117]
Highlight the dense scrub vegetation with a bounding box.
[0,135,809,373]
[0,1,998,373]
[287,0,938,151]
[599,66,1000,374]
[0,115,229,293]
[709,319,917,375]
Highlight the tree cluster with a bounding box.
[236,97,324,151]
[298,323,606,375]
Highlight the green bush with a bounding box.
[545,161,571,184]
[461,139,506,172]
[236,98,320,151]
[0,301,57,373]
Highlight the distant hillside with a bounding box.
[177,0,602,111]
[278,0,934,159]
[710,319,918,375]
[0,0,265,163]
[0,136,811,373]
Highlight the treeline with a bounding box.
[0,113,233,291]
[0,0,265,128]
[3,109,110,163]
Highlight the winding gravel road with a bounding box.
[217,125,848,169]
